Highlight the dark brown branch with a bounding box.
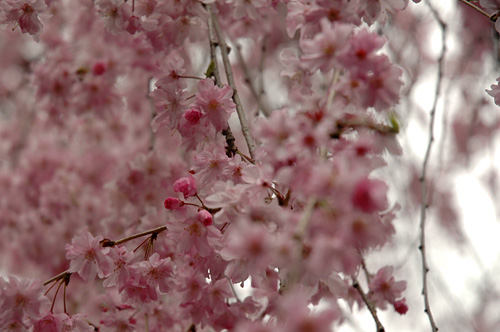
[353,279,385,332]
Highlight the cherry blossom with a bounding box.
[0,0,48,39]
[194,78,236,132]
[65,229,113,282]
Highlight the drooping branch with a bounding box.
[458,0,497,20]
[352,278,385,332]
[418,3,446,332]
[234,43,271,117]
[206,4,257,160]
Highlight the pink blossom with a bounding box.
[33,312,64,332]
[65,229,113,282]
[139,253,175,293]
[0,0,48,39]
[194,79,235,131]
[368,266,407,308]
[173,175,197,199]
[351,177,388,213]
[300,20,353,72]
[0,277,50,328]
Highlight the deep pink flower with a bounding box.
[164,197,184,210]
[197,209,213,226]
[351,177,388,213]
[194,79,235,131]
[393,298,409,315]
[173,175,197,199]
[65,229,113,282]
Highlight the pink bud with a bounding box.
[197,210,213,226]
[164,197,184,210]
[393,299,408,315]
[173,176,197,199]
[92,62,106,76]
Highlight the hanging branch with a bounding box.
[234,43,271,117]
[206,4,257,160]
[352,278,386,332]
[207,9,239,158]
[418,3,446,332]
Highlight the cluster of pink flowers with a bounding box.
[2,0,500,331]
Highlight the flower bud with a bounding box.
[197,209,213,226]
[164,197,184,210]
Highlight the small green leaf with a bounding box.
[389,112,400,134]
[205,60,215,78]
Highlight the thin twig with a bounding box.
[112,225,167,246]
[44,271,71,286]
[352,278,385,332]
[207,14,223,87]
[419,3,446,332]
[458,0,495,20]
[207,4,256,159]
[234,43,271,117]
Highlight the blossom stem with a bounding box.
[352,278,385,332]
[112,225,167,246]
[44,271,71,287]
[418,3,446,332]
[50,279,64,313]
[207,4,256,159]
[458,0,494,20]
[179,75,205,80]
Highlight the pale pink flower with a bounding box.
[33,312,64,332]
[0,277,49,328]
[361,0,408,25]
[486,77,500,106]
[0,0,48,39]
[194,79,235,131]
[139,253,175,293]
[103,246,135,288]
[368,266,407,308]
[300,20,353,73]
[65,229,113,282]
[173,175,197,199]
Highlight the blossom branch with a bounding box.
[418,3,446,332]
[207,4,257,160]
[207,10,239,158]
[234,43,271,117]
[101,225,167,247]
[352,278,385,332]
